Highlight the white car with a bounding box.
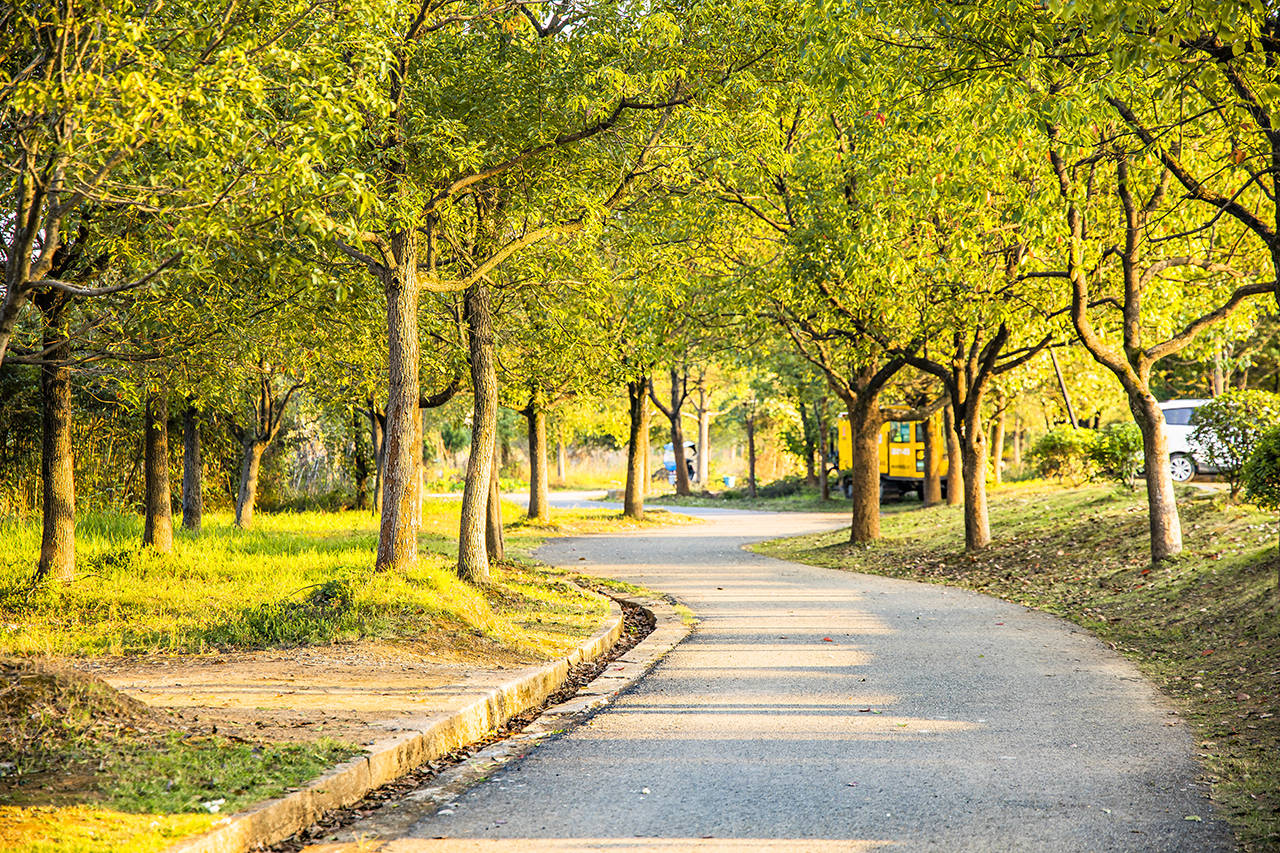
[1158,399,1218,482]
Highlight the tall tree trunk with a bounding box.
[458,281,497,583]
[352,408,370,511]
[799,402,817,485]
[656,368,691,496]
[817,396,830,501]
[847,395,883,543]
[143,393,173,552]
[624,379,648,520]
[922,412,943,507]
[745,413,758,498]
[1211,347,1226,397]
[411,402,423,530]
[235,437,266,528]
[376,237,421,572]
[959,423,991,550]
[556,425,567,485]
[1012,415,1024,473]
[944,406,962,507]
[35,302,74,583]
[669,408,690,495]
[991,409,1006,486]
[696,396,711,487]
[486,443,505,561]
[954,381,993,551]
[369,405,384,514]
[182,404,203,531]
[640,407,650,487]
[526,397,549,522]
[1130,393,1184,561]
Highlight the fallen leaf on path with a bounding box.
[1184,815,1203,822]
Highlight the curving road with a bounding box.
[351,497,1231,852]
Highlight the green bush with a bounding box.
[1190,390,1280,497]
[1029,426,1096,484]
[1087,422,1143,488]
[1243,426,1280,513]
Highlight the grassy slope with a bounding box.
[755,481,1279,851]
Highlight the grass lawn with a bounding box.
[0,499,692,852]
[754,480,1280,851]
[0,500,688,659]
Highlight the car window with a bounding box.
[1163,407,1195,426]
[888,422,912,443]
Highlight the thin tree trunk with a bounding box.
[1012,415,1024,472]
[847,395,883,543]
[1049,349,1078,428]
[799,402,817,485]
[458,281,497,583]
[624,379,648,520]
[486,443,505,561]
[1131,393,1184,561]
[922,412,943,507]
[376,236,422,573]
[696,397,711,487]
[944,406,962,506]
[182,404,203,531]
[526,398,549,522]
[991,409,1006,486]
[556,424,567,485]
[353,407,370,511]
[412,402,423,530]
[817,396,830,501]
[36,303,74,582]
[657,368,691,496]
[640,398,651,488]
[143,393,173,552]
[235,437,266,528]
[369,405,384,514]
[745,413,758,498]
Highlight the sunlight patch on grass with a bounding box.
[0,805,214,853]
[0,501,673,660]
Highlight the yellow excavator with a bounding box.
[831,409,948,499]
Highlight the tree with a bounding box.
[328,0,775,576]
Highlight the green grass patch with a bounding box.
[754,480,1280,851]
[0,501,678,660]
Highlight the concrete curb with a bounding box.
[299,593,695,850]
[165,600,625,853]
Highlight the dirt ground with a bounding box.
[73,639,541,748]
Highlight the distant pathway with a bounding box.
[361,496,1230,851]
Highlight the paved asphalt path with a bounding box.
[371,495,1231,851]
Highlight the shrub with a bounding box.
[1088,422,1143,488]
[1243,426,1280,513]
[1029,426,1096,484]
[1190,390,1280,497]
